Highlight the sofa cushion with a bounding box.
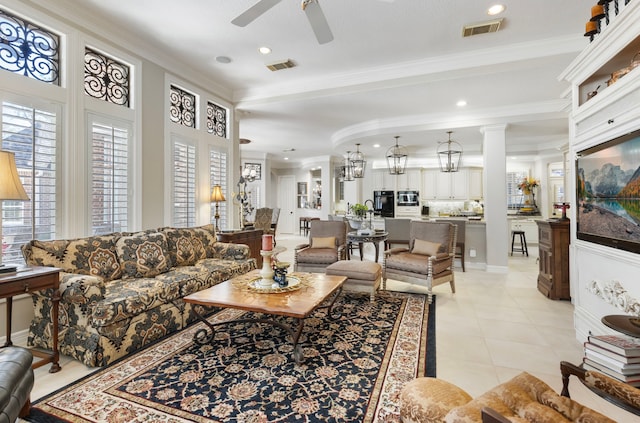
[190,224,218,258]
[161,227,207,266]
[116,231,172,279]
[27,235,122,281]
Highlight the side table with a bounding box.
[346,231,388,263]
[1,266,61,373]
[217,229,264,267]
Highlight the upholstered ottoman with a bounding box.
[0,347,34,421]
[325,260,381,301]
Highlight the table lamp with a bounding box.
[211,184,226,232]
[0,150,30,273]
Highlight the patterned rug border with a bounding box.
[27,292,436,423]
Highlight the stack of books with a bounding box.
[583,334,640,386]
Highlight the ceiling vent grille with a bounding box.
[462,18,503,37]
[266,59,296,71]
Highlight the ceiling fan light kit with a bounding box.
[233,0,333,45]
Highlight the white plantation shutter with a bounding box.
[507,171,527,209]
[90,120,129,234]
[173,140,196,227]
[1,102,58,265]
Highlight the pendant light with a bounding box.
[342,151,354,181]
[386,136,408,175]
[438,131,463,172]
[349,143,366,178]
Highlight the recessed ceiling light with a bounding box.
[215,56,231,64]
[456,100,467,107]
[258,46,272,55]
[284,157,289,160]
[373,144,380,148]
[487,4,506,15]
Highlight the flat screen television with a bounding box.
[576,128,640,254]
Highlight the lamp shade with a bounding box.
[0,150,29,200]
[210,185,226,202]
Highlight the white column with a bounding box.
[481,124,509,272]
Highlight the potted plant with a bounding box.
[350,203,368,219]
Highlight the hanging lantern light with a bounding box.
[349,143,366,178]
[343,150,355,181]
[438,131,463,172]
[386,136,408,175]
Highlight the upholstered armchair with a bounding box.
[384,217,411,250]
[383,221,456,303]
[400,368,625,423]
[294,220,347,273]
[270,208,280,245]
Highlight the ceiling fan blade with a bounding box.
[232,0,282,27]
[302,0,334,44]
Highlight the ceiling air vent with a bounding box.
[462,18,504,37]
[266,59,296,71]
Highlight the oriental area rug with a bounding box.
[27,291,436,423]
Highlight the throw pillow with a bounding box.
[311,236,336,249]
[412,239,441,256]
[116,231,172,279]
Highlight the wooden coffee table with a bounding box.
[183,270,346,363]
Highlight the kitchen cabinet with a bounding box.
[397,169,421,191]
[372,169,395,191]
[436,169,468,200]
[421,169,438,200]
[468,168,483,200]
[536,219,570,300]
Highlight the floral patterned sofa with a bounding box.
[21,225,256,367]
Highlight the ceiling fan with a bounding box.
[232,0,334,45]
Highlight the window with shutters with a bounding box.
[210,147,228,229]
[90,118,129,234]
[172,140,196,227]
[1,101,57,265]
[507,170,528,209]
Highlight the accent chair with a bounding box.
[294,220,347,273]
[383,217,411,250]
[436,218,466,271]
[383,221,456,303]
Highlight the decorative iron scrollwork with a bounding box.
[84,48,130,107]
[0,9,60,85]
[169,85,196,128]
[207,102,227,138]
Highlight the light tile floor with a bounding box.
[27,233,634,421]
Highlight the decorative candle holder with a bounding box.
[259,250,275,287]
[554,202,570,220]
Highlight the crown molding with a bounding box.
[235,35,584,105]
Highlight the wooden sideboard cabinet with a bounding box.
[217,229,263,267]
[536,219,570,300]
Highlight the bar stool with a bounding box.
[511,230,528,256]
